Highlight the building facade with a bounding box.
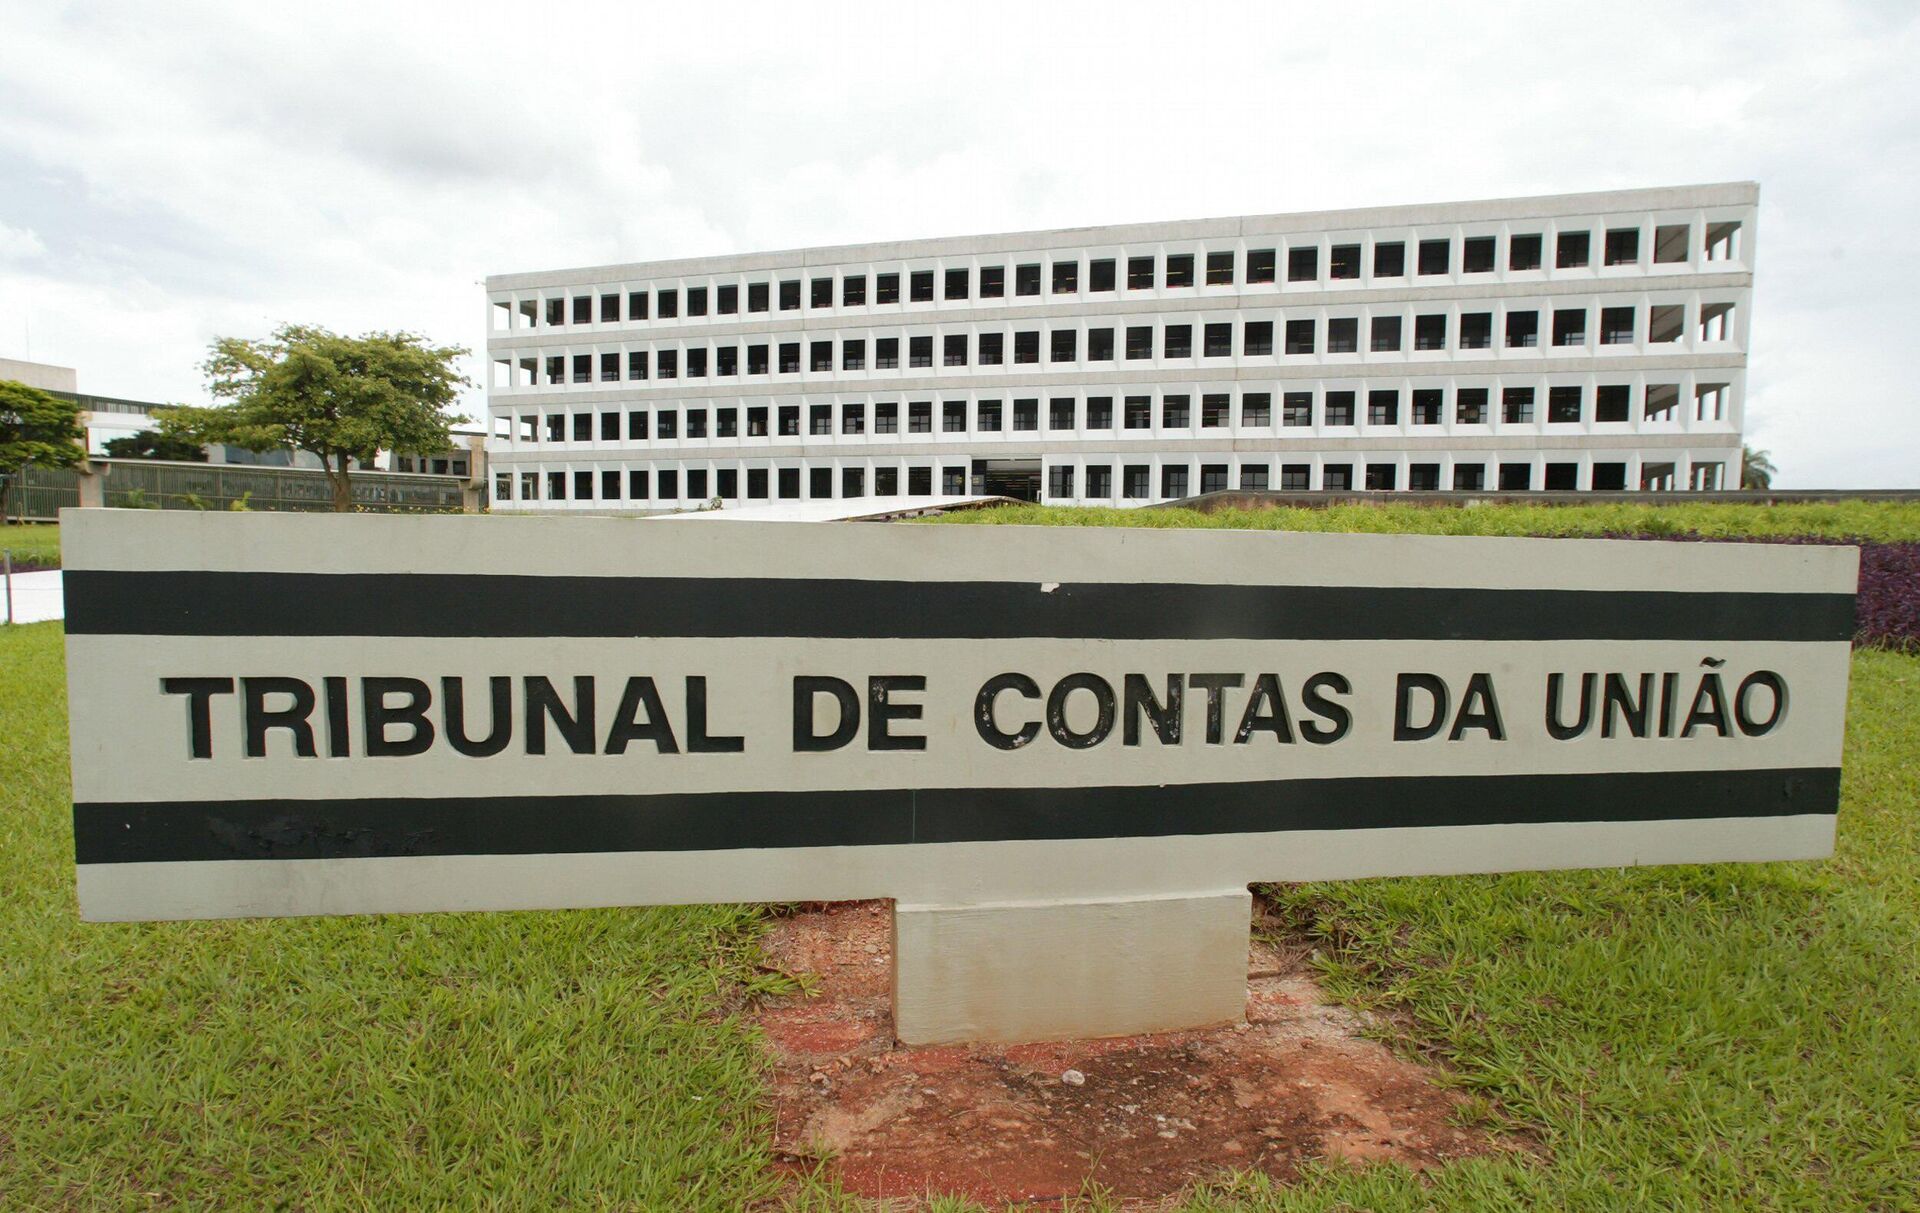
[482,182,1754,512]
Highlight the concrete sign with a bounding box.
[63,510,1856,1043]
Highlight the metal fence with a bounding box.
[3,459,465,520]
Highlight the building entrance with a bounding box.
[973,458,1041,502]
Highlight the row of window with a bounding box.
[501,381,1729,447]
[501,222,1744,329]
[497,300,1736,388]
[497,456,1721,504]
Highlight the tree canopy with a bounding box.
[157,325,469,511]
[1742,446,1777,491]
[0,379,86,524]
[102,428,209,462]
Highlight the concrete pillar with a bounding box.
[891,888,1252,1046]
[75,461,106,508]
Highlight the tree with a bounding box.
[1742,445,1776,491]
[157,325,469,512]
[102,428,209,462]
[0,379,86,526]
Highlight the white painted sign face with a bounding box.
[64,510,1856,923]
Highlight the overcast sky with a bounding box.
[3,0,1915,486]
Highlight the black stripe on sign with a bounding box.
[73,767,1839,865]
[63,571,1856,642]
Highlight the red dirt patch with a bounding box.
[755,900,1523,1207]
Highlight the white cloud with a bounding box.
[0,0,1914,484]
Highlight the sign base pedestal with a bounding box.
[891,889,1252,1046]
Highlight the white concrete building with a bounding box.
[482,183,1754,512]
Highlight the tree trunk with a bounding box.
[328,452,353,512]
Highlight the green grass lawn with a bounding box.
[6,503,1920,1209]
[0,522,61,570]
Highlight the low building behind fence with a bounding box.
[6,459,469,520]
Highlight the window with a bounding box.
[1241,464,1269,491]
[810,467,833,498]
[1373,242,1405,277]
[627,469,647,499]
[1165,253,1195,287]
[1502,387,1535,424]
[573,296,593,324]
[1323,464,1353,491]
[1325,391,1355,426]
[717,408,737,437]
[686,469,708,499]
[1206,251,1234,285]
[547,470,566,500]
[1645,383,1680,421]
[748,344,770,375]
[907,466,932,496]
[1162,465,1189,498]
[1556,231,1590,268]
[809,404,832,435]
[867,466,892,495]
[1654,224,1690,264]
[1280,464,1310,490]
[1592,462,1626,491]
[935,333,967,368]
[1604,228,1640,265]
[1051,329,1078,362]
[1544,463,1578,491]
[659,469,681,499]
[778,468,800,499]
[909,336,933,368]
[1200,464,1229,494]
[1592,385,1630,423]
[1164,324,1192,358]
[627,409,647,438]
[1418,239,1450,276]
[1124,465,1150,499]
[779,280,800,310]
[1088,327,1114,360]
[1411,389,1442,425]
[843,339,866,370]
[656,410,678,440]
[546,299,566,327]
[1600,307,1635,344]
[1328,244,1361,279]
[572,354,592,384]
[1699,301,1734,341]
[717,346,738,376]
[842,403,865,434]
[1499,463,1530,491]
[1124,396,1151,429]
[1127,256,1155,289]
[778,405,798,436]
[1414,313,1447,351]
[1241,392,1271,426]
[1456,388,1488,424]
[685,348,707,378]
[909,401,931,432]
[1548,385,1582,423]
[945,268,969,300]
[843,275,867,306]
[1371,315,1403,352]
[1201,394,1229,427]
[570,469,593,500]
[842,467,864,497]
[599,293,621,323]
[748,283,770,313]
[944,401,967,432]
[1048,465,1075,499]
[1366,464,1396,491]
[980,266,1005,297]
[748,406,768,436]
[1509,234,1543,271]
[1016,264,1041,296]
[1284,319,1315,355]
[1459,312,1492,349]
[1453,464,1484,490]
[748,468,769,498]
[1204,323,1232,357]
[1087,465,1113,497]
[1282,392,1312,427]
[910,271,934,302]
[1367,390,1398,426]
[977,399,1002,431]
[627,291,649,320]
[572,412,592,441]
[810,341,832,372]
[1086,397,1113,429]
[876,273,900,304]
[874,402,898,433]
[1409,464,1440,491]
[718,284,738,314]
[1014,330,1039,363]
[686,409,707,438]
[1327,317,1358,353]
[1706,221,1741,261]
[600,353,621,383]
[1049,398,1076,430]
[1506,310,1539,348]
[875,337,899,369]
[1552,308,1587,346]
[655,350,677,379]
[546,356,563,386]
[683,287,706,318]
[545,413,564,442]
[1247,248,1276,283]
[978,332,1004,364]
[1462,236,1495,274]
[1649,304,1685,343]
[1126,325,1153,359]
[1012,399,1038,431]
[1051,261,1078,294]
[1287,246,1318,282]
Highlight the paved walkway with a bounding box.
[3,569,64,624]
